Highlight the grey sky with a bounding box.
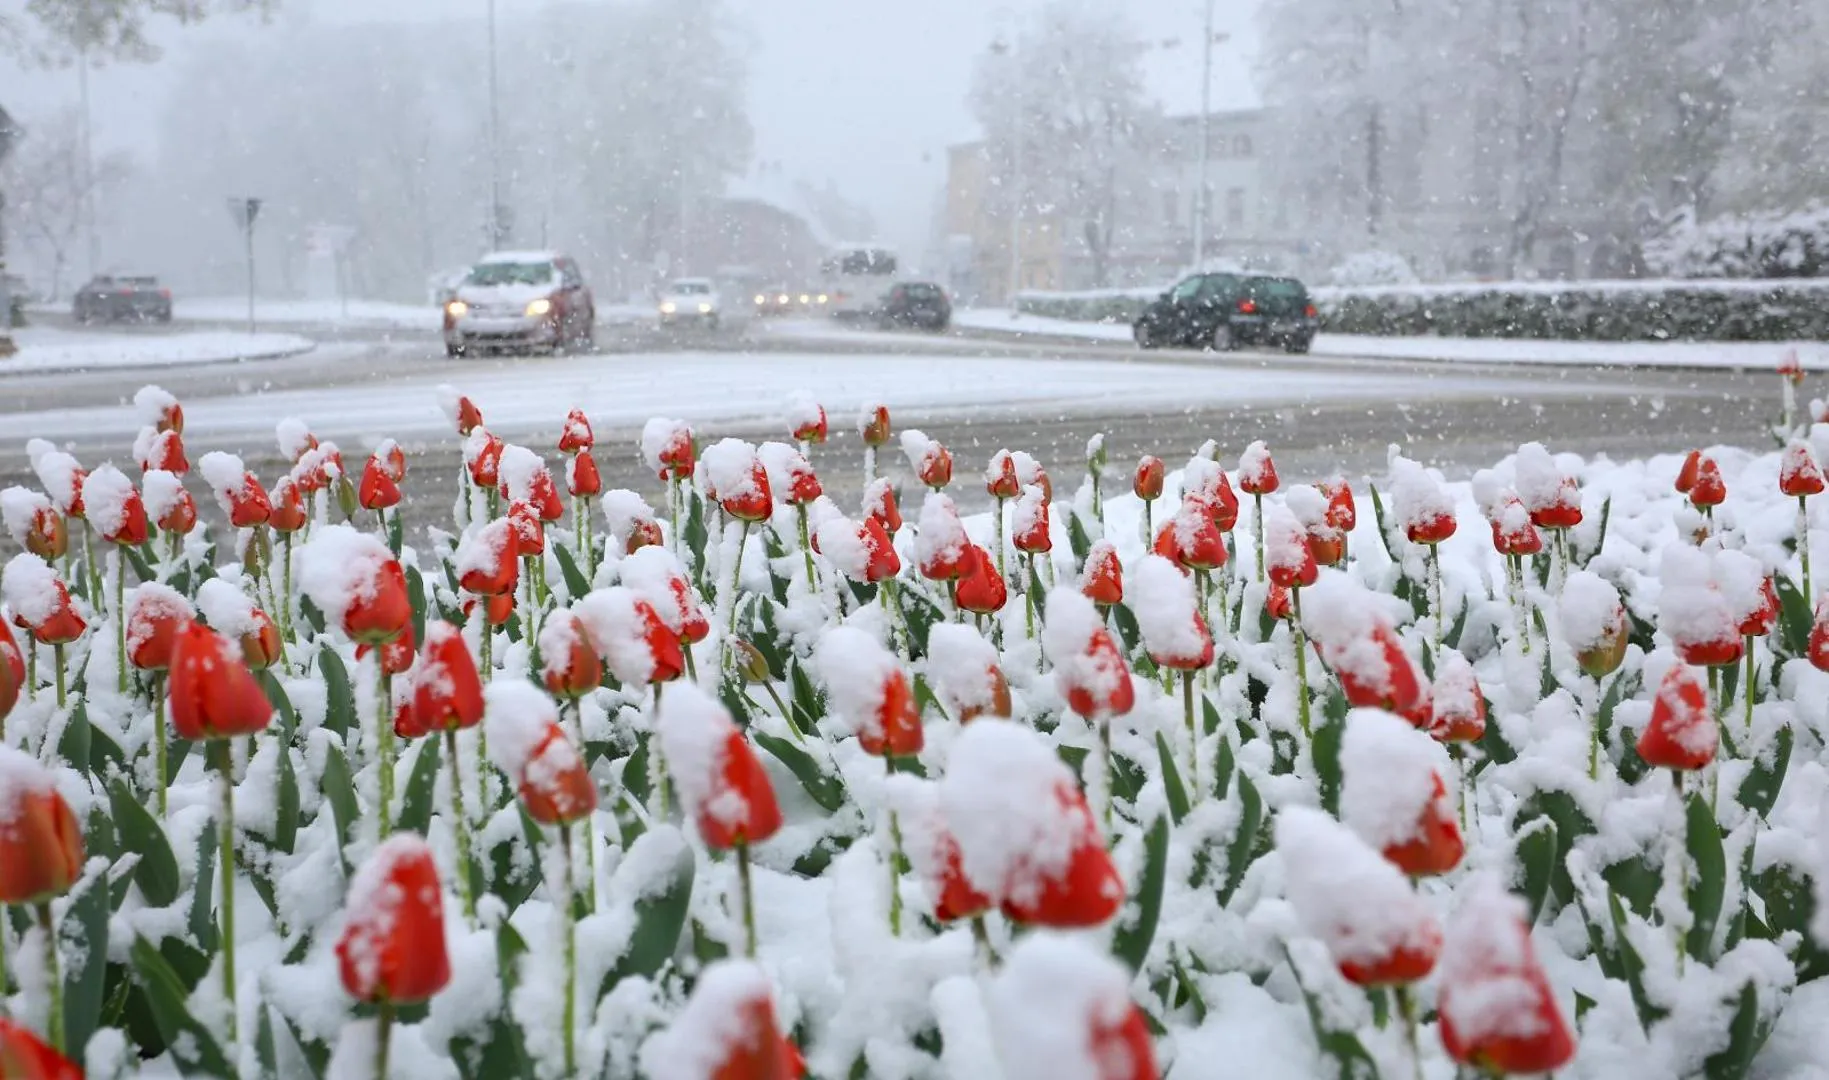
[8,0,1260,265]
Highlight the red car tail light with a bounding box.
[1304,303,1317,318]
[1237,298,1258,315]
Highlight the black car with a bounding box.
[1132,272,1317,353]
[74,275,173,323]
[878,281,951,331]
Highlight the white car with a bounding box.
[657,278,721,329]
[443,251,595,357]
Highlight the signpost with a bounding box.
[227,196,262,333]
[0,105,18,358]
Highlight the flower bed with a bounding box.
[1,372,1829,1078]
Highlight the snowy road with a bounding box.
[0,319,1778,532]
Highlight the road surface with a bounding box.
[0,313,1777,540]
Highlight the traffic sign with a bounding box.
[226,196,263,231]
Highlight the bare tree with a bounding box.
[2,108,131,300]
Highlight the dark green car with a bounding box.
[1132,272,1318,354]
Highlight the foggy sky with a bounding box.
[7,0,1260,265]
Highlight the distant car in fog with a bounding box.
[442,251,596,357]
[878,281,951,332]
[74,275,172,323]
[658,278,722,329]
[1132,271,1318,354]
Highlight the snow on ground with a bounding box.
[1,325,315,375]
[174,296,441,331]
[0,349,1537,447]
[955,307,1828,370]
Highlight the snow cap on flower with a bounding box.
[1302,569,1422,713]
[988,933,1158,1080]
[784,391,827,443]
[702,438,772,521]
[576,585,684,687]
[1043,588,1134,722]
[1437,874,1576,1073]
[1130,554,1213,669]
[925,622,1010,721]
[0,488,52,552]
[1658,545,1757,664]
[816,625,921,754]
[1781,440,1826,498]
[30,449,84,517]
[641,959,801,1080]
[134,384,183,432]
[1389,450,1456,544]
[858,400,891,446]
[484,679,596,824]
[915,492,972,581]
[757,440,822,506]
[82,463,148,544]
[435,385,483,435]
[1339,709,1454,850]
[640,417,694,479]
[1276,806,1442,985]
[297,524,408,642]
[2,554,72,632]
[336,833,451,1004]
[656,682,782,849]
[275,417,317,462]
[1238,440,1277,495]
[601,489,659,546]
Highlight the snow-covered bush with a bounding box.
[1647,203,1829,280]
[1327,250,1419,288]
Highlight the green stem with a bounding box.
[796,504,817,591]
[559,823,577,1078]
[737,839,757,957]
[1396,985,1424,1080]
[1744,634,1757,743]
[444,728,476,923]
[720,521,751,673]
[281,532,295,646]
[375,1000,394,1080]
[580,497,597,583]
[1099,720,1114,834]
[115,546,127,694]
[211,738,239,1050]
[38,901,63,1054]
[1293,586,1311,740]
[522,556,539,655]
[566,701,597,913]
[1587,676,1600,782]
[650,681,670,819]
[886,755,905,935]
[378,668,395,835]
[762,680,805,740]
[155,674,169,818]
[1430,543,1445,653]
[993,498,1006,581]
[1024,554,1039,642]
[1091,474,1102,526]
[83,524,102,610]
[971,915,995,969]
[1252,492,1265,582]
[54,642,65,710]
[1142,498,1153,549]
[1800,495,1813,603]
[1182,670,1198,801]
[479,602,493,684]
[1672,769,1688,976]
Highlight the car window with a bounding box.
[557,260,583,288]
[1198,275,1237,299]
[1169,277,1204,301]
[467,262,555,286]
[671,281,711,295]
[904,284,942,299]
[1247,277,1308,302]
[124,276,159,286]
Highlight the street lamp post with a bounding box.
[991,36,1024,306]
[487,0,504,250]
[1191,5,1230,271]
[78,45,100,279]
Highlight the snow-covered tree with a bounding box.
[1,107,133,300]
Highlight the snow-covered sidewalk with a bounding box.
[1,326,315,375]
[174,296,441,331]
[954,306,1829,371]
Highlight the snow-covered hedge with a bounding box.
[1013,287,1161,325]
[1648,204,1829,280]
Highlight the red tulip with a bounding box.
[540,611,604,699]
[240,608,284,670]
[0,1016,84,1080]
[0,623,23,720]
[1438,879,1576,1074]
[1406,509,1457,546]
[451,394,484,436]
[464,591,515,629]
[863,478,901,534]
[558,408,594,454]
[359,456,401,511]
[987,937,1158,1080]
[413,622,485,732]
[1490,495,1544,557]
[466,430,504,489]
[127,584,193,671]
[915,495,973,581]
[657,684,783,849]
[1674,449,1701,494]
[1133,455,1165,501]
[5,557,87,646]
[337,834,452,1005]
[1313,613,1422,715]
[1265,508,1318,588]
[1080,540,1123,607]
[356,620,417,677]
[488,685,598,826]
[1186,463,1240,532]
[1637,663,1717,771]
[916,441,953,489]
[1155,505,1227,572]
[23,504,67,561]
[168,621,274,739]
[1676,630,1742,669]
[214,467,271,529]
[1265,581,1293,620]
[139,428,189,475]
[529,467,565,522]
[1278,806,1442,988]
[1739,577,1779,638]
[651,423,695,481]
[1529,476,1583,530]
[930,830,992,921]
[345,559,412,645]
[376,439,407,483]
[791,402,828,444]
[643,961,805,1080]
[1044,590,1134,722]
[1810,600,1829,672]
[818,627,924,757]
[719,457,774,524]
[1431,654,1487,743]
[508,500,545,556]
[84,465,150,545]
[457,518,519,596]
[999,777,1122,926]
[567,450,603,499]
[625,518,664,553]
[140,390,184,435]
[985,451,1021,500]
[268,478,307,534]
[1012,489,1051,554]
[1781,441,1825,498]
[0,747,84,905]
[1319,477,1357,532]
[156,487,198,536]
[1689,455,1726,508]
[953,544,1008,614]
[859,403,891,447]
[577,587,686,686]
[1238,441,1278,495]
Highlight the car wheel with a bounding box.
[1285,338,1312,355]
[1211,321,1236,352]
[446,342,468,358]
[1134,321,1155,349]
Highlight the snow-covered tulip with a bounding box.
[152,483,197,538]
[266,477,306,533]
[1277,806,1442,987]
[456,518,519,597]
[927,623,1011,722]
[1811,599,1829,672]
[1012,486,1051,555]
[1131,554,1214,672]
[1688,454,1726,510]
[529,465,565,523]
[1637,663,1716,772]
[1184,458,1240,533]
[358,455,401,511]
[816,514,900,585]
[1133,454,1165,501]
[136,427,188,475]
[30,450,84,520]
[136,384,184,434]
[942,719,1124,928]
[240,608,283,670]
[1265,581,1293,621]
[168,621,274,740]
[1438,876,1577,1074]
[1780,441,1824,497]
[895,780,993,922]
[1045,589,1135,725]
[657,683,782,851]
[356,622,416,678]
[617,547,711,652]
[0,746,84,904]
[1081,539,1123,607]
[1288,484,1343,568]
[954,544,1008,615]
[859,402,891,447]
[915,493,973,582]
[413,623,485,733]
[862,476,901,534]
[1154,504,1226,572]
[449,393,484,436]
[1239,441,1278,495]
[1739,576,1779,638]
[300,528,412,645]
[1431,650,1486,744]
[902,429,952,490]
[558,407,593,454]
[1562,571,1629,679]
[199,453,272,528]
[987,934,1159,1080]
[336,834,452,1009]
[640,961,805,1080]
[0,623,21,723]
[83,464,149,546]
[507,500,545,557]
[641,418,695,482]
[14,497,67,561]
[275,418,318,464]
[767,443,823,506]
[1320,476,1357,531]
[789,396,828,445]
[487,682,597,826]
[1341,710,1464,876]
[577,586,687,688]
[540,611,604,699]
[2,556,86,649]
[986,450,1022,500]
[1674,449,1701,494]
[567,450,602,500]
[0,1016,83,1080]
[818,627,922,757]
[126,584,191,672]
[465,429,504,490]
[1658,546,1745,668]
[1265,505,1317,588]
[1303,572,1423,715]
[1490,494,1543,557]
[1514,444,1583,531]
[703,439,773,523]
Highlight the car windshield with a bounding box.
[1249,278,1307,301]
[123,276,159,286]
[822,250,897,276]
[670,282,712,295]
[467,262,554,287]
[903,284,942,299]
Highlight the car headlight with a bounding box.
[698,302,713,314]
[525,298,553,317]
[817,294,829,304]
[445,300,469,318]
[754,294,765,304]
[661,301,677,314]
[799,294,811,304]
[777,294,790,304]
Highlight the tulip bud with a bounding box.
[732,640,773,684]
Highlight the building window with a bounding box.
[1234,134,1252,157]
[1226,188,1245,228]
[1162,191,1179,227]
